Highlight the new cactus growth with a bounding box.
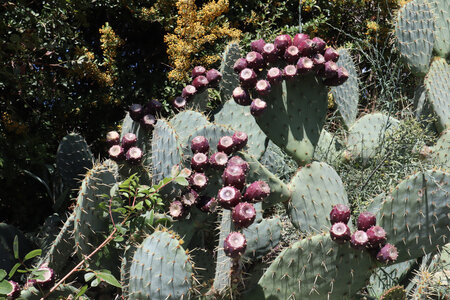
[232,86,251,105]
[121,133,137,149]
[190,173,208,191]
[125,147,142,164]
[222,165,246,190]
[231,131,248,151]
[169,201,186,219]
[109,145,125,161]
[217,136,235,154]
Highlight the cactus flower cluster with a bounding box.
[107,131,143,164]
[232,33,348,116]
[329,205,398,264]
[128,100,161,130]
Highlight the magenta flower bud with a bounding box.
[169,200,186,219]
[284,45,300,64]
[251,38,266,53]
[283,65,297,79]
[376,243,398,264]
[250,98,267,117]
[350,230,369,249]
[189,172,208,191]
[297,39,315,57]
[191,136,209,153]
[173,96,187,110]
[192,65,206,78]
[224,232,247,258]
[267,67,283,84]
[126,147,143,165]
[239,68,258,88]
[206,69,222,86]
[246,51,264,69]
[232,131,248,151]
[181,189,198,207]
[296,57,314,74]
[129,103,144,121]
[367,226,387,249]
[244,181,270,203]
[222,165,246,190]
[311,37,326,54]
[330,222,351,244]
[232,86,251,106]
[217,136,235,154]
[191,152,209,172]
[357,212,377,231]
[140,114,157,131]
[232,202,256,228]
[144,99,162,115]
[121,133,137,149]
[330,204,351,224]
[106,131,120,146]
[192,75,209,91]
[209,152,228,169]
[217,186,242,209]
[293,33,310,48]
[262,43,278,63]
[233,58,248,73]
[255,79,271,96]
[274,34,292,54]
[182,85,197,99]
[227,156,249,174]
[109,145,125,161]
[324,61,339,79]
[324,47,339,62]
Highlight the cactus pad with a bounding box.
[169,110,209,148]
[56,133,93,188]
[424,58,450,131]
[128,230,193,300]
[346,113,399,163]
[313,129,342,164]
[331,48,359,128]
[428,0,450,57]
[378,169,450,263]
[214,99,267,158]
[259,141,297,180]
[395,0,436,76]
[254,74,328,165]
[288,162,349,233]
[219,42,241,102]
[431,128,450,171]
[380,286,407,300]
[250,233,373,300]
[243,217,282,260]
[185,124,235,158]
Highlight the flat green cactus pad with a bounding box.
[214,99,267,159]
[254,74,328,165]
[56,133,93,188]
[332,48,359,128]
[431,128,450,171]
[424,58,450,131]
[249,233,373,300]
[243,217,282,260]
[288,162,348,233]
[259,140,297,180]
[219,42,241,102]
[313,129,342,164]
[395,0,435,76]
[346,113,399,163]
[380,285,407,300]
[428,0,450,57]
[379,169,450,263]
[128,230,193,300]
[212,210,233,292]
[169,110,209,148]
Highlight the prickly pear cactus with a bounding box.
[313,129,342,164]
[247,233,373,300]
[395,0,436,76]
[331,48,359,128]
[380,285,407,300]
[56,133,94,188]
[424,58,450,131]
[243,217,282,260]
[430,127,449,171]
[219,42,241,102]
[127,230,194,300]
[428,0,450,57]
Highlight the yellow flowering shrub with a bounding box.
[164,0,241,81]
[74,23,124,88]
[1,112,27,135]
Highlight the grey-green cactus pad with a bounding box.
[219,42,241,102]
[56,133,93,188]
[395,0,435,76]
[331,48,359,128]
[379,169,450,263]
[313,129,342,164]
[255,74,328,165]
[214,99,267,158]
[128,230,193,300]
[287,162,348,233]
[259,140,297,180]
[151,119,184,183]
[424,58,450,131]
[249,233,373,300]
[346,113,399,163]
[428,0,450,57]
[431,128,449,171]
[169,110,209,148]
[243,217,282,260]
[185,123,235,158]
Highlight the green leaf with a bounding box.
[13,236,19,260]
[134,201,144,211]
[174,176,189,186]
[179,168,192,178]
[24,249,42,261]
[84,272,95,282]
[171,164,180,177]
[0,280,13,296]
[113,235,124,242]
[0,270,6,282]
[75,284,88,299]
[90,278,100,287]
[96,271,122,288]
[16,269,28,274]
[8,263,20,278]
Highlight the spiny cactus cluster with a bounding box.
[107,131,143,164]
